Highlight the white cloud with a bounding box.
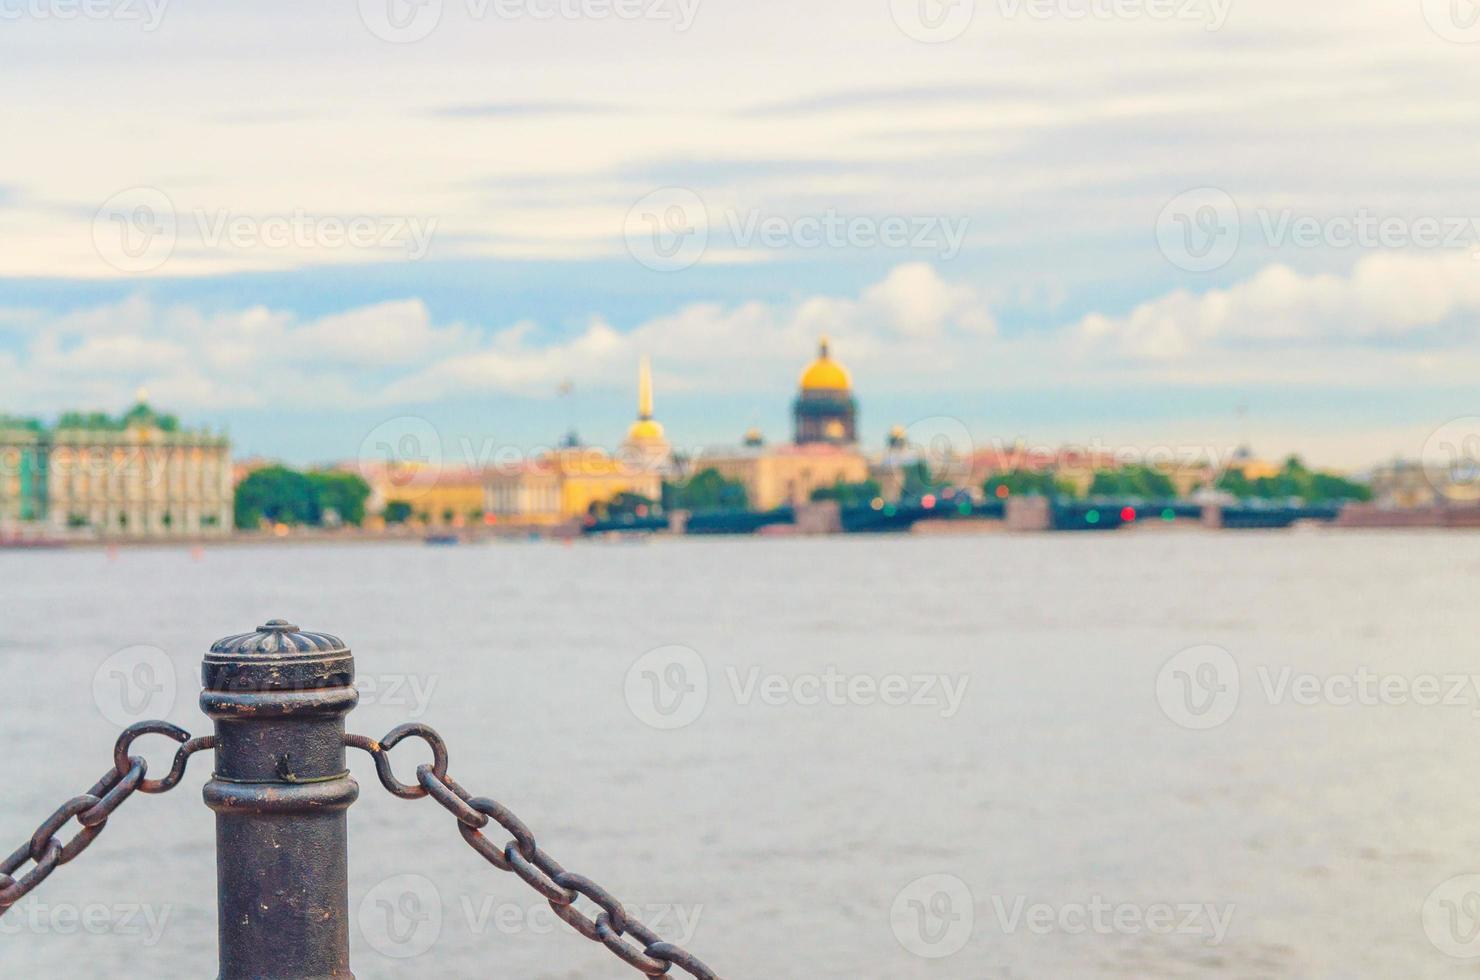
[5,253,1480,424]
[1076,252,1480,362]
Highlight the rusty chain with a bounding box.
[347,723,721,979]
[0,721,215,917]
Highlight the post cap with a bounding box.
[203,618,354,691]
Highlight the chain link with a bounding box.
[348,724,721,979]
[0,721,214,916]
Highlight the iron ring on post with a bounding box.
[114,720,190,793]
[346,723,449,799]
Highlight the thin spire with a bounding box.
[818,335,830,359]
[637,355,654,421]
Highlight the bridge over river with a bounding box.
[583,499,1345,536]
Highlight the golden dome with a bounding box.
[800,336,851,391]
[627,418,666,442]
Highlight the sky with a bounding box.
[2,0,1479,469]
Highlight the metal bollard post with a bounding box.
[202,619,358,980]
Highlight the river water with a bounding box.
[1,530,1478,978]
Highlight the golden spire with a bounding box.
[638,354,654,421]
[626,355,666,444]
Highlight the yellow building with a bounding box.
[361,463,488,528]
[702,339,870,510]
[484,358,668,525]
[703,443,871,511]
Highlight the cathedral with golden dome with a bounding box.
[793,336,857,445]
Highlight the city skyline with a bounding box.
[3,1,1478,467]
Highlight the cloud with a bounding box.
[1076,252,1480,361]
[6,253,1480,426]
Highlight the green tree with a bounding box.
[983,469,1075,499]
[383,500,413,524]
[234,466,319,529]
[306,470,372,526]
[663,468,749,511]
[1217,456,1370,504]
[1088,465,1176,499]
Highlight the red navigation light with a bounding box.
[1121,506,1137,522]
[922,494,937,509]
[995,484,1010,499]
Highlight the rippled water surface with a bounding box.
[2,531,1479,978]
